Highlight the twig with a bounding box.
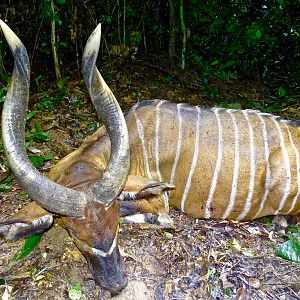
[30,17,44,70]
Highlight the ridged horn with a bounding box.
[0,20,87,217]
[82,24,130,204]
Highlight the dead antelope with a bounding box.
[1,21,300,294]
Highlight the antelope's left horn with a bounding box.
[82,24,130,205]
[0,20,87,217]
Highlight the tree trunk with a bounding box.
[50,0,61,80]
[168,0,176,67]
[180,0,186,70]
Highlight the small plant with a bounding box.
[276,235,300,263]
[68,283,83,300]
[25,121,50,149]
[0,86,7,103]
[14,233,43,261]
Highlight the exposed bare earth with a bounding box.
[1,196,300,299]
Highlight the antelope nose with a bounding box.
[109,276,128,295]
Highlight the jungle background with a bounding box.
[0,0,300,299]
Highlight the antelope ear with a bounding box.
[119,175,175,229]
[119,175,175,201]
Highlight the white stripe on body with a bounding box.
[170,104,184,185]
[154,101,170,209]
[253,113,271,219]
[237,111,256,220]
[155,101,165,182]
[271,118,291,214]
[133,104,152,180]
[284,124,300,214]
[222,110,239,219]
[181,106,201,212]
[205,108,223,219]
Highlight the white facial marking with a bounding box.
[205,108,223,219]
[91,225,119,258]
[237,111,256,220]
[222,110,239,219]
[181,106,201,212]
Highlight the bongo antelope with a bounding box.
[1,21,300,293]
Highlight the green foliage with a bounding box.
[29,152,54,168]
[14,233,43,261]
[262,216,273,227]
[0,86,7,103]
[86,122,99,132]
[160,75,172,84]
[25,120,50,150]
[68,284,83,300]
[224,287,231,296]
[38,77,69,110]
[216,102,242,109]
[188,0,299,84]
[275,236,300,263]
[0,175,13,191]
[0,0,298,97]
[287,225,299,234]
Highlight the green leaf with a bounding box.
[227,102,242,109]
[275,236,300,263]
[33,132,50,142]
[224,287,231,296]
[27,111,37,120]
[288,225,299,234]
[0,278,5,285]
[59,41,68,48]
[256,29,262,39]
[75,132,85,139]
[277,0,284,4]
[56,77,69,89]
[68,284,83,300]
[0,184,11,192]
[35,121,42,133]
[87,122,98,131]
[14,233,42,261]
[279,86,286,97]
[28,155,45,168]
[225,60,236,68]
[43,152,55,161]
[211,60,219,66]
[0,88,7,103]
[164,232,173,238]
[262,216,273,227]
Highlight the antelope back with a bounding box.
[125,100,300,221]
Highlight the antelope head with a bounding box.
[0,21,129,293]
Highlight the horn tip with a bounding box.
[0,20,23,54]
[83,23,102,60]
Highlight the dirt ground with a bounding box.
[1,66,300,299]
[1,199,300,300]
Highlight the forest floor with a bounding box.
[1,61,300,300]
